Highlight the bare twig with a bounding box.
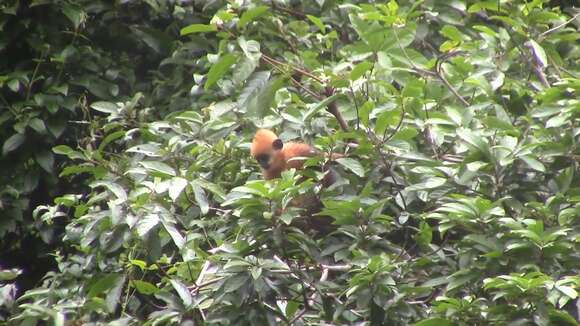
[324,87,349,131]
[435,51,470,107]
[260,55,349,131]
[539,12,580,38]
[261,54,325,84]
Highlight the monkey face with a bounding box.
[254,138,283,169]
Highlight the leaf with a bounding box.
[28,118,46,134]
[136,214,159,237]
[336,158,365,177]
[2,133,25,155]
[520,156,545,172]
[105,275,125,313]
[168,177,188,201]
[304,93,341,122]
[92,181,128,202]
[35,150,54,173]
[170,279,193,307]
[0,268,21,281]
[52,145,85,160]
[161,220,185,249]
[237,70,271,116]
[61,3,84,29]
[205,53,237,90]
[90,101,118,114]
[457,129,489,156]
[375,110,400,136]
[87,274,121,298]
[350,61,373,81]
[131,280,159,295]
[191,181,209,215]
[526,39,547,68]
[412,318,454,326]
[180,24,217,35]
[306,14,325,33]
[132,26,172,54]
[238,6,269,28]
[98,130,125,152]
[139,161,176,177]
[224,274,250,293]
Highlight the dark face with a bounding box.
[255,153,271,169]
[255,138,283,169]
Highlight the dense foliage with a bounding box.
[1,0,579,325]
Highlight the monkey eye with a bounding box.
[272,139,283,150]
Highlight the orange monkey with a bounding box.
[250,129,324,180]
[250,129,342,232]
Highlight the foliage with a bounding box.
[1,0,579,325]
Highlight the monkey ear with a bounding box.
[272,139,283,150]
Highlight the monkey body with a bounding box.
[250,129,341,233]
[250,129,320,179]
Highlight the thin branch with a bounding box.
[382,104,405,142]
[324,87,349,131]
[435,51,470,107]
[270,2,307,20]
[539,12,580,38]
[261,54,325,84]
[260,55,349,131]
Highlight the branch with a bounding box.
[435,51,470,107]
[539,12,580,38]
[324,87,349,131]
[261,54,349,131]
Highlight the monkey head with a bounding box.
[250,129,285,173]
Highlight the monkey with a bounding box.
[250,129,343,233]
[250,129,323,180]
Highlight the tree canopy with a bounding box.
[1,0,579,325]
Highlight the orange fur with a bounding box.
[250,129,341,233]
[250,129,319,180]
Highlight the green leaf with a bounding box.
[90,101,118,114]
[92,181,128,202]
[131,280,159,295]
[61,4,84,29]
[52,145,85,160]
[87,274,121,298]
[29,118,46,134]
[0,268,22,281]
[412,318,453,326]
[168,177,188,201]
[520,156,545,172]
[170,279,193,307]
[304,93,341,122]
[238,6,269,28]
[306,15,325,33]
[35,150,54,173]
[2,133,25,155]
[180,24,217,35]
[191,181,209,215]
[350,61,373,81]
[98,130,125,152]
[139,161,176,177]
[205,53,237,90]
[136,214,159,237]
[526,39,548,68]
[457,129,489,156]
[336,158,365,177]
[375,110,400,136]
[237,70,270,116]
